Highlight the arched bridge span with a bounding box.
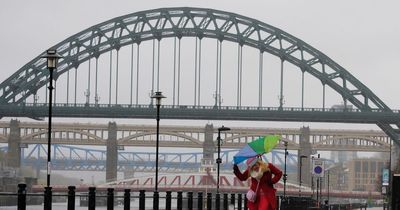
[0,7,399,144]
[0,121,391,152]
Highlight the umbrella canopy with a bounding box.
[233,135,281,164]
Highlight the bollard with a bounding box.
[67,186,76,210]
[107,188,114,210]
[44,186,52,210]
[216,193,220,210]
[207,193,212,210]
[123,189,130,210]
[230,193,235,206]
[197,192,203,210]
[237,194,242,210]
[17,183,26,210]
[187,192,193,210]
[139,190,145,210]
[165,191,172,210]
[276,196,280,210]
[88,187,96,210]
[153,191,159,210]
[177,191,183,210]
[243,194,248,210]
[223,193,228,210]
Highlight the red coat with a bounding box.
[234,163,282,210]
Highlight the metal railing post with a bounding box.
[153,191,159,210]
[244,194,248,210]
[223,193,228,210]
[166,191,172,210]
[197,192,203,210]
[230,193,235,207]
[88,187,96,210]
[44,186,52,210]
[216,193,221,210]
[107,188,114,210]
[139,190,145,210]
[237,194,242,210]
[67,186,75,210]
[207,193,212,210]
[17,183,26,210]
[177,191,183,210]
[124,189,130,210]
[187,191,193,210]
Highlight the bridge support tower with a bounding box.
[391,142,400,171]
[106,122,118,182]
[299,126,312,187]
[7,119,21,169]
[201,124,215,171]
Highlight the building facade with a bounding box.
[346,158,387,191]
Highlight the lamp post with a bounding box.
[42,49,62,187]
[311,156,315,198]
[299,155,307,196]
[323,164,334,208]
[41,49,62,210]
[216,126,230,193]
[327,169,330,207]
[283,141,288,198]
[150,91,165,210]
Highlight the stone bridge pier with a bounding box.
[202,124,215,171]
[7,119,21,169]
[299,126,312,187]
[106,122,117,182]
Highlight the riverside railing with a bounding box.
[1,184,374,209]
[0,184,248,210]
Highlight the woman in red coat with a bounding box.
[233,157,282,210]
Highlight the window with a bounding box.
[355,161,361,172]
[363,161,369,173]
[371,162,376,173]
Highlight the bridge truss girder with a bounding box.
[18,144,298,173]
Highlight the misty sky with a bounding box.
[0,0,399,129]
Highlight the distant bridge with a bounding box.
[0,120,387,185]
[0,121,391,152]
[6,144,298,173]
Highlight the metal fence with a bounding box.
[0,184,375,210]
[0,184,247,210]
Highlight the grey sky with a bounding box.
[0,0,399,125]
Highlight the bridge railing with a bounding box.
[0,184,379,209]
[8,102,400,113]
[1,184,248,210]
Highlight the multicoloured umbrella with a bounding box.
[233,135,281,164]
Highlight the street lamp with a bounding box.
[150,91,165,210]
[216,126,230,193]
[324,164,335,208]
[299,155,308,196]
[41,49,62,187]
[41,49,62,210]
[283,141,288,198]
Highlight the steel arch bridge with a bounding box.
[0,121,392,152]
[1,7,399,144]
